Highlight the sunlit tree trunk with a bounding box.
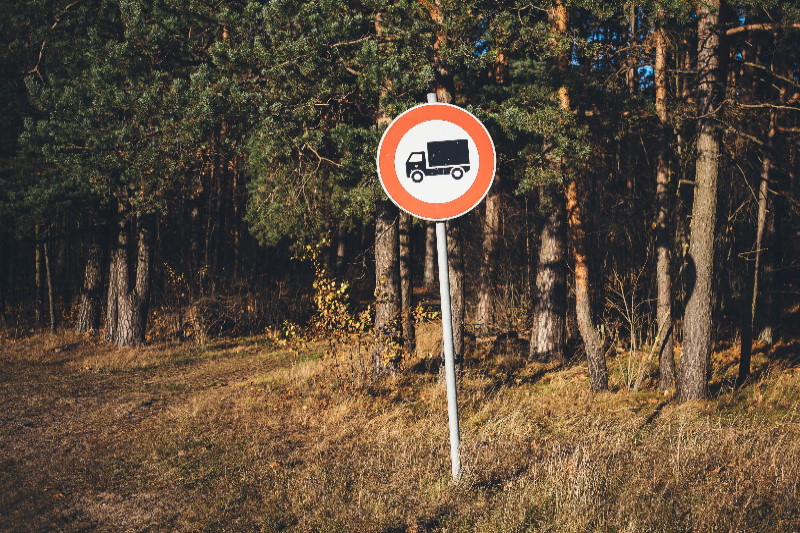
[335,224,347,275]
[114,218,152,346]
[372,11,402,374]
[373,200,401,373]
[399,211,415,355]
[476,181,500,334]
[654,12,675,391]
[105,214,122,343]
[447,219,465,361]
[550,0,607,390]
[679,0,726,402]
[106,211,153,347]
[529,188,566,363]
[567,179,608,391]
[75,236,103,333]
[423,224,436,289]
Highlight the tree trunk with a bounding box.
[753,109,779,345]
[475,182,501,334]
[548,0,607,390]
[447,219,465,362]
[626,3,638,95]
[529,188,566,363]
[35,226,43,327]
[566,179,608,391]
[423,223,436,289]
[43,242,55,334]
[105,215,124,343]
[679,0,725,402]
[0,229,9,326]
[75,237,103,333]
[114,218,152,347]
[399,211,415,355]
[654,13,676,391]
[106,212,152,347]
[740,108,778,383]
[373,200,401,373]
[335,224,347,275]
[475,48,508,335]
[189,202,204,296]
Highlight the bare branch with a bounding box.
[726,23,800,36]
[738,102,800,112]
[25,0,86,76]
[304,143,342,168]
[742,61,800,90]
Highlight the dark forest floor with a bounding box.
[1,323,800,532]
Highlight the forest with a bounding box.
[1,0,800,531]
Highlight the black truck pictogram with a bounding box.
[406,139,471,183]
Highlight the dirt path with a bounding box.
[0,336,285,532]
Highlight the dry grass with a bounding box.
[1,326,799,532]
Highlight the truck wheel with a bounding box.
[451,167,464,180]
[411,170,424,183]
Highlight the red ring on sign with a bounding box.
[377,103,496,221]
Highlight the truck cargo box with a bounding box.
[427,140,469,167]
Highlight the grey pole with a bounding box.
[428,91,462,481]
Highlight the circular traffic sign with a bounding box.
[377,103,496,221]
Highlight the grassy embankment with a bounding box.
[1,321,799,532]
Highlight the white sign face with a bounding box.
[394,120,480,205]
[377,103,496,221]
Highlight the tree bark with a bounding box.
[335,224,347,275]
[399,211,415,355]
[75,237,103,333]
[529,188,566,363]
[566,179,608,391]
[447,219,465,362]
[373,200,401,373]
[105,215,123,343]
[372,12,402,374]
[423,223,436,289]
[114,217,152,347]
[475,182,501,334]
[679,0,725,402]
[654,12,676,391]
[105,211,152,347]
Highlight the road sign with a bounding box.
[377,102,496,221]
[375,94,497,482]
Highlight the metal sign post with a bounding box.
[428,92,462,481]
[375,91,495,482]
[435,221,462,481]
